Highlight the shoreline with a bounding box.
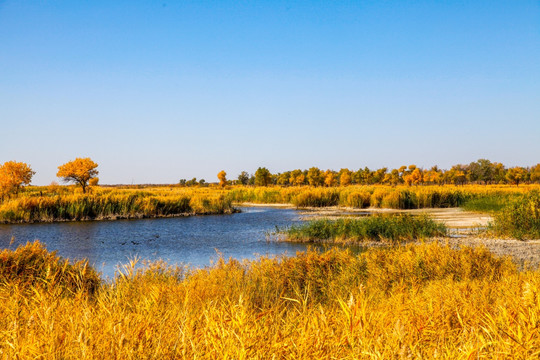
[0,208,239,225]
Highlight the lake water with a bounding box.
[0,207,312,279]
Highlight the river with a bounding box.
[0,207,311,279]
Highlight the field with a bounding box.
[1,240,539,359]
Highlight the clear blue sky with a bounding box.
[1,0,539,185]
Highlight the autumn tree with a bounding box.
[339,168,352,186]
[468,159,494,184]
[89,177,99,187]
[446,165,467,185]
[57,157,99,193]
[493,163,507,184]
[0,161,35,199]
[186,178,198,186]
[217,170,227,187]
[531,164,540,183]
[404,168,423,186]
[254,167,272,186]
[277,171,291,186]
[354,167,373,185]
[383,169,401,186]
[237,171,250,185]
[323,170,337,187]
[307,167,323,186]
[424,166,442,185]
[289,169,306,186]
[506,167,527,186]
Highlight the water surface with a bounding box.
[0,207,310,278]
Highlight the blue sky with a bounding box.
[1,0,539,185]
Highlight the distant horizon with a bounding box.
[2,1,539,185]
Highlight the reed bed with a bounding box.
[229,184,538,209]
[285,214,447,243]
[0,187,234,223]
[1,241,538,359]
[3,184,538,223]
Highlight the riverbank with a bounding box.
[295,206,492,229]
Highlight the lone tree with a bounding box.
[217,170,227,187]
[0,161,35,199]
[57,157,99,193]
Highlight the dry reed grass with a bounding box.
[0,186,234,223]
[1,241,539,359]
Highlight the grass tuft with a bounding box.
[285,214,447,243]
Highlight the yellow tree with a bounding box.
[530,164,540,183]
[404,168,423,186]
[289,170,305,186]
[217,170,227,187]
[89,177,99,187]
[339,169,352,186]
[307,167,323,186]
[506,167,527,186]
[0,161,35,199]
[323,170,337,187]
[57,158,99,193]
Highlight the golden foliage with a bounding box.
[217,170,227,187]
[324,169,337,187]
[339,169,352,186]
[88,177,99,187]
[57,157,99,193]
[0,161,35,199]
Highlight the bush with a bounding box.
[491,190,540,239]
[0,241,100,295]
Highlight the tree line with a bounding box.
[202,159,540,187]
[2,158,538,200]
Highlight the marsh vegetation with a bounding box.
[1,241,538,359]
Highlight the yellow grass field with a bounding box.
[1,241,539,359]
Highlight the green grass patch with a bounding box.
[490,190,540,240]
[284,214,447,243]
[462,194,519,213]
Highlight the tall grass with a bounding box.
[0,241,100,296]
[491,190,540,239]
[3,184,538,223]
[285,214,447,243]
[229,184,538,209]
[461,193,521,213]
[0,187,235,223]
[1,241,538,358]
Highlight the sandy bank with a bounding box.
[428,237,540,269]
[296,207,492,229]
